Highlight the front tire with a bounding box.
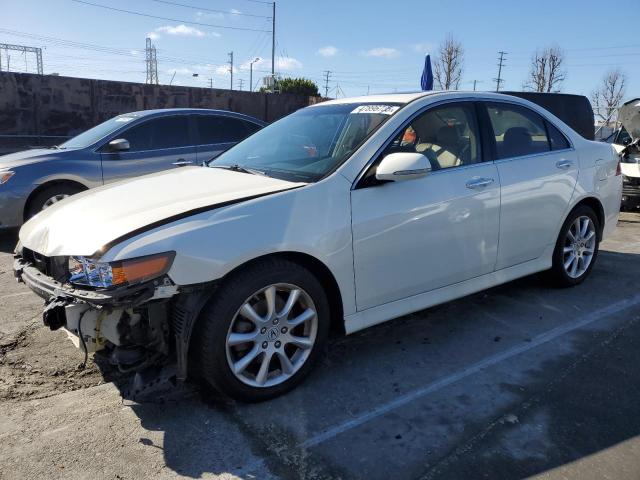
[546,205,600,287]
[26,184,84,220]
[195,258,330,402]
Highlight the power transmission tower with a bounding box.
[323,70,332,98]
[237,78,244,91]
[228,51,234,90]
[145,38,158,84]
[0,43,43,74]
[493,51,507,92]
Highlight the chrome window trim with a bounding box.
[491,146,575,165]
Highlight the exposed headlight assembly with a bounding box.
[0,170,15,185]
[69,252,175,288]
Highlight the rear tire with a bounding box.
[545,205,600,287]
[26,184,84,220]
[195,258,330,402]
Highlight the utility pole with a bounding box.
[228,51,234,90]
[494,51,507,92]
[237,78,244,91]
[271,2,276,83]
[323,70,332,98]
[208,77,213,89]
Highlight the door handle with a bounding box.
[556,159,573,169]
[172,159,194,167]
[465,177,495,189]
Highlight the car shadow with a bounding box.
[120,248,640,479]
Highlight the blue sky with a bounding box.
[2,0,639,102]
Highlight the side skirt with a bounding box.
[344,244,554,335]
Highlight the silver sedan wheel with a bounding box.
[225,283,318,388]
[563,215,597,278]
[42,194,69,210]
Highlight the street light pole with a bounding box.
[249,57,259,92]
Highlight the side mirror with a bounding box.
[108,138,130,152]
[376,152,431,182]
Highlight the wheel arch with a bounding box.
[23,179,89,220]
[219,251,346,335]
[570,196,605,240]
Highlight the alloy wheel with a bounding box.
[225,283,318,388]
[562,215,596,278]
[42,194,69,209]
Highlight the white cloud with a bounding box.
[239,56,302,72]
[156,24,205,37]
[215,65,238,76]
[317,46,338,57]
[147,32,160,40]
[276,57,302,70]
[196,10,224,20]
[167,67,194,75]
[130,49,140,56]
[364,47,400,59]
[412,43,434,54]
[230,8,242,15]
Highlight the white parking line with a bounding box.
[300,294,640,449]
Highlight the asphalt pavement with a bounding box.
[1,213,639,480]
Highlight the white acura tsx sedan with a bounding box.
[14,91,622,401]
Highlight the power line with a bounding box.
[70,0,272,33]
[146,0,272,19]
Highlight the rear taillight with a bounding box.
[616,161,622,176]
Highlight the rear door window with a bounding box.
[485,103,550,159]
[196,116,251,145]
[546,121,570,150]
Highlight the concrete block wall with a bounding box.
[0,72,316,142]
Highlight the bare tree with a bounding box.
[525,46,566,92]
[591,69,627,123]
[434,34,464,90]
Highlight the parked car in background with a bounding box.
[0,108,266,229]
[14,92,622,402]
[605,98,640,210]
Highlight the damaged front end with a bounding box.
[13,245,211,398]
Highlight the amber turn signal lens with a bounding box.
[110,252,175,286]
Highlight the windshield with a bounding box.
[60,114,139,149]
[209,103,401,182]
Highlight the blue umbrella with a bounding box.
[421,54,434,91]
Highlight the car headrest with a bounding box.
[436,126,460,148]
[503,127,532,152]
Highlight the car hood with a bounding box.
[19,166,305,257]
[0,148,71,169]
[619,98,640,140]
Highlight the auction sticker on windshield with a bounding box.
[351,105,400,115]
